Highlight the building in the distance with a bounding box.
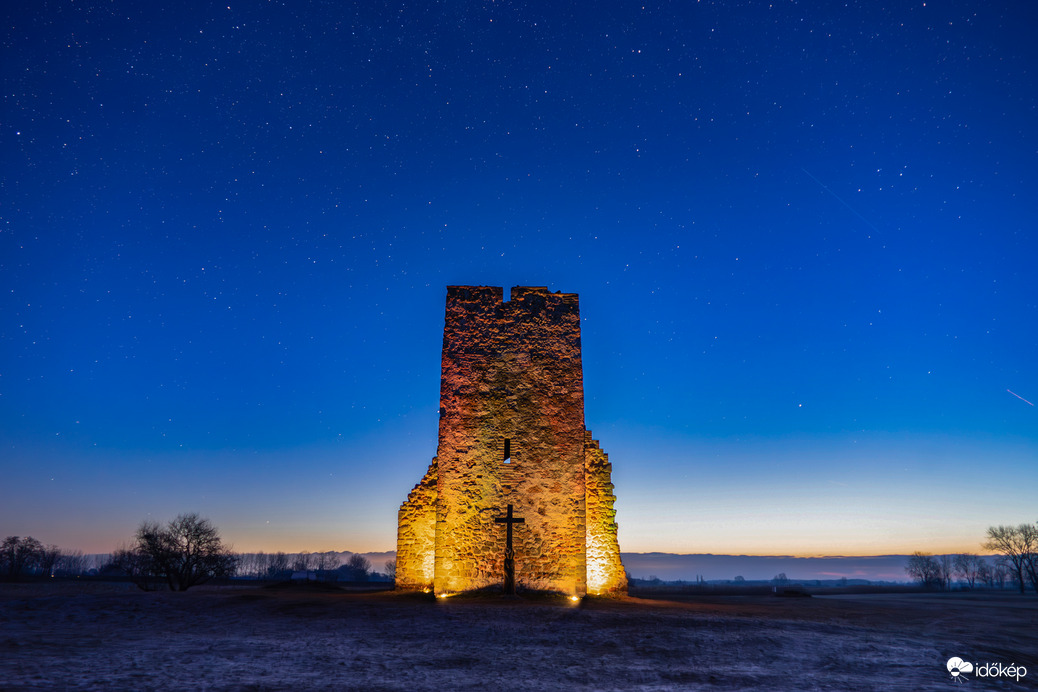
[396,286,627,597]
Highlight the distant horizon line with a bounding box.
[67,548,996,559]
[620,550,1000,559]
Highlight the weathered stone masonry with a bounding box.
[396,286,626,596]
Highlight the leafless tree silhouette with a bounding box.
[983,524,1038,595]
[904,552,941,589]
[953,553,984,589]
[128,513,238,591]
[1,536,44,578]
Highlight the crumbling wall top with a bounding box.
[445,285,503,306]
[445,285,579,310]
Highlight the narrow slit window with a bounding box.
[503,438,511,464]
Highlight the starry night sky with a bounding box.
[2,1,1036,557]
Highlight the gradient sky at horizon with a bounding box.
[2,1,1036,556]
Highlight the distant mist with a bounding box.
[620,553,921,582]
[363,551,919,583]
[77,550,934,582]
[83,550,398,574]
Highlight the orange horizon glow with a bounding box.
[58,531,998,559]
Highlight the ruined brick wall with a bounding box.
[395,285,626,596]
[434,286,587,596]
[584,433,628,594]
[395,460,437,589]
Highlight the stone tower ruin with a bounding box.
[396,286,627,596]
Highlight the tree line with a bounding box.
[233,550,382,582]
[905,521,1038,594]
[4,513,396,591]
[0,536,89,578]
[107,513,396,590]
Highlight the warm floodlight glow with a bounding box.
[395,287,628,596]
[569,595,580,602]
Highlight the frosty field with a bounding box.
[1,582,1035,690]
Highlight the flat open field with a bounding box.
[1,582,1035,690]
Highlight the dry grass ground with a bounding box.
[1,582,1035,690]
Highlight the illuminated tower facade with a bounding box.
[396,286,626,596]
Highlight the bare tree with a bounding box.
[983,524,1038,595]
[992,556,1010,590]
[953,553,984,589]
[384,559,397,581]
[349,553,371,577]
[108,545,160,590]
[250,552,269,578]
[292,551,310,573]
[234,551,272,578]
[234,552,257,578]
[338,553,371,582]
[266,551,290,579]
[313,552,340,581]
[129,513,237,591]
[1024,525,1038,593]
[292,551,320,580]
[39,545,62,577]
[976,559,992,588]
[905,552,941,589]
[55,550,88,576]
[1,536,44,578]
[937,554,954,590]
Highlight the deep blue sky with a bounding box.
[2,1,1035,556]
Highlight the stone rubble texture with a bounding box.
[396,286,627,596]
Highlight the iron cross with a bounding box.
[494,504,525,594]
